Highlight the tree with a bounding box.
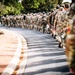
[3,0,18,5]
[22,0,44,12]
[0,0,24,16]
[22,0,63,13]
[58,0,63,5]
[0,2,5,16]
[22,0,54,12]
[0,0,5,4]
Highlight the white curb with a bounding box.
[2,34,22,75]
[17,34,28,75]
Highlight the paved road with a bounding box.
[0,27,71,75]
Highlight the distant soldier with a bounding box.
[6,15,10,27]
[48,10,54,28]
[54,5,60,30]
[25,14,31,29]
[41,16,47,33]
[23,14,26,20]
[1,16,5,26]
[36,13,42,31]
[23,14,26,28]
[0,16,1,25]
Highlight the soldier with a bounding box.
[50,5,60,38]
[0,16,1,25]
[54,5,60,30]
[6,15,10,27]
[25,14,31,29]
[23,14,26,28]
[41,16,48,33]
[48,10,54,29]
[53,6,65,46]
[37,13,43,31]
[1,16,5,26]
[60,3,70,47]
[53,3,70,48]
[56,3,70,48]
[65,2,75,74]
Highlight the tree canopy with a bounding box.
[22,0,63,13]
[0,0,24,16]
[0,0,64,16]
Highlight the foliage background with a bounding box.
[0,0,63,16]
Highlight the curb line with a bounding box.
[1,34,22,75]
[16,34,28,75]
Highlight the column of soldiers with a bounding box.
[0,3,71,41]
[48,2,75,74]
[48,3,70,48]
[0,3,73,49]
[0,12,49,32]
[1,14,25,28]
[0,7,70,48]
[0,1,75,73]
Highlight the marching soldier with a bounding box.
[41,16,47,33]
[23,14,26,28]
[1,16,5,26]
[36,13,43,31]
[50,5,60,38]
[47,10,54,33]
[65,2,75,74]
[6,15,10,28]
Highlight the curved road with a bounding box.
[1,27,71,75]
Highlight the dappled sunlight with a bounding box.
[27,50,65,58]
[21,29,70,75]
[27,55,66,63]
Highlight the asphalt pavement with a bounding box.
[0,27,71,75]
[10,28,71,75]
[21,29,70,75]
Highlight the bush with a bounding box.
[0,2,5,16]
[0,2,24,16]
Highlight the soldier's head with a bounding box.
[59,7,64,11]
[60,4,65,8]
[65,3,70,9]
[70,2,75,15]
[56,5,60,9]
[51,9,54,13]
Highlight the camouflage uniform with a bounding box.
[41,16,47,33]
[65,3,75,74]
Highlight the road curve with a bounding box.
[1,27,71,75]
[9,28,71,75]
